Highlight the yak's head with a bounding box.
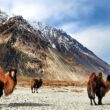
[9,67,17,80]
[89,72,97,80]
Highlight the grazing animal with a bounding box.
[87,72,110,105]
[31,78,43,93]
[87,72,97,105]
[96,73,110,105]
[0,67,17,97]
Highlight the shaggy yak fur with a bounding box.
[87,72,97,105]
[87,72,110,105]
[0,67,17,97]
[31,78,43,93]
[96,73,110,105]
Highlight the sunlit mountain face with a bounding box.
[0,10,110,80]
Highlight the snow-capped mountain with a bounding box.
[0,9,110,80]
[31,21,96,55]
[31,21,110,75]
[0,10,8,25]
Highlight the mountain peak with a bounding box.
[30,20,110,75]
[0,10,9,25]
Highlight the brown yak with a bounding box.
[87,72,97,105]
[96,72,110,105]
[87,72,110,105]
[0,67,17,97]
[31,78,43,93]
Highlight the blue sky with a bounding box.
[0,0,110,64]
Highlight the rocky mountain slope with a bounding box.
[31,21,110,75]
[0,10,8,25]
[0,10,110,80]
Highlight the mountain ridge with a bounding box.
[30,21,110,74]
[0,10,110,80]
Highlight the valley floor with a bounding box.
[0,86,110,110]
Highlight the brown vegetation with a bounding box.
[71,89,83,93]
[17,77,87,87]
[0,67,17,97]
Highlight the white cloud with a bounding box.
[0,0,94,22]
[70,26,110,63]
[0,0,110,64]
[59,22,84,33]
[1,0,71,20]
[59,22,110,64]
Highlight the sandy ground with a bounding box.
[0,86,110,110]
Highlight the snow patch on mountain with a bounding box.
[30,21,95,57]
[0,10,9,25]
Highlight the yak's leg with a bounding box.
[36,88,38,93]
[31,87,33,93]
[35,85,38,93]
[33,87,35,93]
[93,99,97,105]
[90,99,93,105]
[98,97,102,105]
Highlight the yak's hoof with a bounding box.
[95,103,97,106]
[98,103,102,105]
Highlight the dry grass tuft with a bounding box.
[17,77,87,88]
[17,77,32,87]
[71,89,83,93]
[55,90,67,92]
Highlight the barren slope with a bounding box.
[0,10,110,80]
[0,16,88,80]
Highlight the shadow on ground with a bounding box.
[0,103,51,107]
[8,103,51,107]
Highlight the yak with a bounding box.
[87,72,97,105]
[31,78,43,93]
[87,72,110,105]
[0,67,17,97]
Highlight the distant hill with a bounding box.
[0,10,110,80]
